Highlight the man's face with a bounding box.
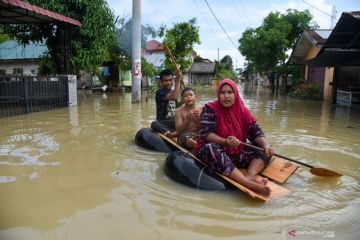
[161,75,173,90]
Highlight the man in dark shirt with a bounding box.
[151,68,181,133]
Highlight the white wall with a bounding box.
[0,62,39,76]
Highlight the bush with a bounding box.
[288,82,322,100]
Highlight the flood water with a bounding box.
[1,83,359,240]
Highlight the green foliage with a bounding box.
[37,53,57,76]
[220,55,234,71]
[116,18,156,57]
[194,55,204,63]
[7,0,115,74]
[0,26,9,44]
[238,9,316,91]
[141,57,159,77]
[215,56,237,80]
[288,82,322,100]
[110,18,157,72]
[159,18,201,72]
[217,68,237,81]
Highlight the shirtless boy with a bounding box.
[164,87,201,149]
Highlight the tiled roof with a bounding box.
[146,40,163,51]
[0,0,81,26]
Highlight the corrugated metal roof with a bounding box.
[0,40,47,60]
[0,0,81,26]
[306,11,360,67]
[188,62,215,73]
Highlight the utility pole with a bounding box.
[330,5,337,29]
[217,48,219,62]
[131,0,141,103]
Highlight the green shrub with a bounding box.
[288,82,322,100]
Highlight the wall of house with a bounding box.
[0,62,39,76]
[304,45,336,102]
[190,73,213,85]
[304,45,321,81]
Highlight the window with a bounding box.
[13,68,23,75]
[0,69,5,75]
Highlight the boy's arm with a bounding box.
[164,108,183,138]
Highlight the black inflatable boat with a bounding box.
[135,128,232,191]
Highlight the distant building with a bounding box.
[289,11,360,104]
[142,40,165,69]
[288,29,332,100]
[0,40,47,76]
[187,62,215,85]
[142,39,197,70]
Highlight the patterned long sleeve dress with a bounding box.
[194,105,270,176]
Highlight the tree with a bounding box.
[116,18,156,58]
[142,57,158,78]
[238,9,316,92]
[7,0,115,74]
[159,18,201,72]
[0,26,9,44]
[215,60,237,80]
[194,55,204,63]
[220,55,234,71]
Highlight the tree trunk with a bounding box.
[267,70,275,93]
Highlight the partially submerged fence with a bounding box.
[0,75,69,118]
[337,89,360,107]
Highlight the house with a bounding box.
[142,40,165,69]
[306,11,360,105]
[289,11,360,104]
[288,29,332,101]
[187,62,215,85]
[0,40,47,76]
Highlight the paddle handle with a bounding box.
[163,42,185,88]
[239,141,315,169]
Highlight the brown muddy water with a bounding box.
[0,84,359,240]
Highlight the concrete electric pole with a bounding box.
[131,0,141,103]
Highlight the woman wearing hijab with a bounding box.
[193,79,274,196]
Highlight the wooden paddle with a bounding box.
[163,42,186,89]
[159,133,290,202]
[239,141,342,177]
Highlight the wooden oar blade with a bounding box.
[310,168,342,177]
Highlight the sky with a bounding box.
[107,0,360,69]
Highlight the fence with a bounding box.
[0,75,69,118]
[337,89,360,107]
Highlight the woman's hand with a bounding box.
[226,136,240,147]
[263,144,274,157]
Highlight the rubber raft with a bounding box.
[135,128,232,190]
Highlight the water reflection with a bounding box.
[0,87,359,239]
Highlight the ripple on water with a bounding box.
[0,176,17,183]
[0,132,60,166]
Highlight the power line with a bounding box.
[203,0,239,50]
[191,0,226,50]
[302,0,332,17]
[144,0,173,23]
